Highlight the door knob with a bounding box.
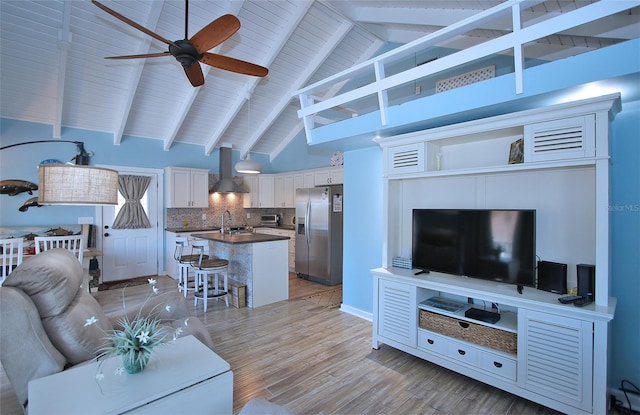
[104,233,110,237]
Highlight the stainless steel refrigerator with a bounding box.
[295,185,343,286]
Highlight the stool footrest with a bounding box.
[194,289,228,299]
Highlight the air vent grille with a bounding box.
[393,149,420,168]
[524,115,595,162]
[532,126,585,153]
[388,143,424,175]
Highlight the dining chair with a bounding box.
[34,235,84,264]
[0,238,24,285]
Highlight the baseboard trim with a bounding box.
[340,304,372,322]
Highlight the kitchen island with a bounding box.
[193,232,289,308]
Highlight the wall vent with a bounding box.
[524,115,595,162]
[388,143,424,175]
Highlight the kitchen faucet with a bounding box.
[221,210,232,234]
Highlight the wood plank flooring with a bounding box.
[0,274,618,414]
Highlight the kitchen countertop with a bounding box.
[165,227,221,233]
[192,232,290,245]
[255,225,295,231]
[167,225,296,233]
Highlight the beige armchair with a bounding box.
[0,248,214,411]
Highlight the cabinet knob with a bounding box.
[458,322,470,329]
[457,349,466,356]
[427,339,434,345]
[104,233,110,237]
[493,361,503,368]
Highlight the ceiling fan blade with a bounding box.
[184,63,205,87]
[189,14,240,54]
[105,52,171,60]
[92,1,178,48]
[200,53,268,77]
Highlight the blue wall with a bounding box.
[609,100,640,389]
[342,146,383,315]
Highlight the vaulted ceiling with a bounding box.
[1,1,638,163]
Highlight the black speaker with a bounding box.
[577,264,595,300]
[537,260,567,294]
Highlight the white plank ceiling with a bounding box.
[1,0,638,162]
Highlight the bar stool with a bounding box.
[174,237,208,297]
[190,240,229,312]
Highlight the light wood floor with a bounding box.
[0,274,619,414]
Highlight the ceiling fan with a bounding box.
[92,0,268,87]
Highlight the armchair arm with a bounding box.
[0,287,66,407]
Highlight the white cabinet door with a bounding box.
[378,278,417,348]
[518,309,593,412]
[166,167,209,208]
[303,172,315,188]
[293,173,304,193]
[190,170,210,208]
[313,169,331,186]
[313,167,343,185]
[258,175,275,208]
[274,174,295,208]
[242,175,259,208]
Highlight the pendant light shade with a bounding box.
[38,164,119,205]
[235,155,262,174]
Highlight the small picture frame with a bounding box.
[509,138,524,164]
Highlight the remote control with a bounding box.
[573,297,593,307]
[558,295,583,304]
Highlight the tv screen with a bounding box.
[412,209,536,287]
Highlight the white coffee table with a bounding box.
[28,335,233,414]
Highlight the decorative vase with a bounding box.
[122,354,149,374]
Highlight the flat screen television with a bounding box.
[412,209,536,289]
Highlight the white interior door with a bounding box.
[99,168,163,282]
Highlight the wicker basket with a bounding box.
[419,309,517,354]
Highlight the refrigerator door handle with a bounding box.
[304,198,311,247]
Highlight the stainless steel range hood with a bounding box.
[210,147,247,193]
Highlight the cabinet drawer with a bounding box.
[446,339,479,366]
[417,330,447,354]
[419,310,517,354]
[480,351,516,381]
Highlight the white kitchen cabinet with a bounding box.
[165,167,209,208]
[258,175,275,208]
[293,173,305,195]
[242,175,259,208]
[255,228,295,271]
[313,167,343,186]
[274,174,295,208]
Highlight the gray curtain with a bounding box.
[112,175,151,229]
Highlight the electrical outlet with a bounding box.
[78,217,94,224]
[246,212,251,218]
[202,213,206,220]
[415,85,421,94]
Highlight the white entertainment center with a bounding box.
[372,94,620,415]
